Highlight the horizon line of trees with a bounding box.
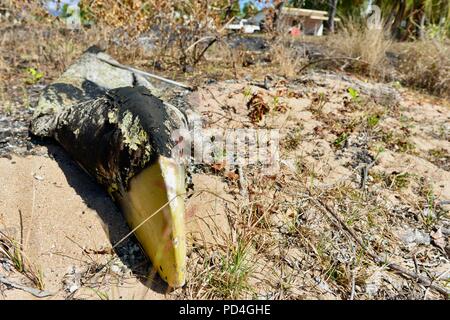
[242,0,449,39]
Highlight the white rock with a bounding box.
[400,228,430,245]
[110,265,121,275]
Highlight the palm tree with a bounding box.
[406,0,450,38]
[328,0,338,33]
[334,0,449,38]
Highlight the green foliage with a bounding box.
[337,0,367,19]
[61,2,94,26]
[287,0,328,10]
[348,87,360,102]
[426,23,450,40]
[25,67,44,85]
[218,0,241,21]
[334,132,349,148]
[207,239,253,298]
[367,114,380,128]
[242,2,259,18]
[79,5,95,26]
[243,87,253,98]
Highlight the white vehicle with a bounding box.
[226,19,261,34]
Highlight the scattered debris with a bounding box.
[400,228,431,246]
[63,266,83,294]
[247,92,270,124]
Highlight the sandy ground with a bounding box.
[0,146,241,300]
[0,145,168,299]
[0,71,449,300]
[179,74,450,299]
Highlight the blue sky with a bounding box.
[239,0,272,10]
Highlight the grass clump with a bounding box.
[270,37,307,79]
[0,231,45,290]
[371,171,412,191]
[206,239,254,299]
[396,40,450,98]
[283,125,303,151]
[327,21,393,78]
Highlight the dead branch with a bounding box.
[193,37,218,66]
[97,57,194,90]
[0,274,54,298]
[310,195,450,297]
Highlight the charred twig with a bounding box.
[0,274,53,298]
[193,38,218,66]
[185,36,217,53]
[359,165,369,189]
[359,154,380,190]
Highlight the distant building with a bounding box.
[279,7,341,36]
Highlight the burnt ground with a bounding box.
[0,8,448,299]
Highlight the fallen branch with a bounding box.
[97,57,194,91]
[193,37,218,66]
[310,195,450,297]
[298,56,368,74]
[185,36,217,53]
[0,274,54,298]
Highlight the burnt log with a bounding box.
[30,47,187,288]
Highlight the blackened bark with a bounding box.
[30,49,185,197]
[52,87,177,196]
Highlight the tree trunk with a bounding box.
[30,47,187,288]
[419,11,426,40]
[391,0,406,38]
[328,0,338,33]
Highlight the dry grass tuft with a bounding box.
[396,40,450,98]
[327,21,393,78]
[0,231,45,290]
[270,38,307,79]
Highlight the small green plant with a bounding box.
[380,130,415,153]
[326,263,350,287]
[385,172,412,190]
[392,81,402,89]
[90,288,110,300]
[4,102,14,115]
[0,232,45,290]
[272,95,281,111]
[367,114,380,128]
[429,148,447,159]
[309,92,328,115]
[207,239,253,299]
[9,240,24,272]
[427,148,449,170]
[243,87,252,99]
[334,132,349,148]
[348,87,360,102]
[25,67,44,85]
